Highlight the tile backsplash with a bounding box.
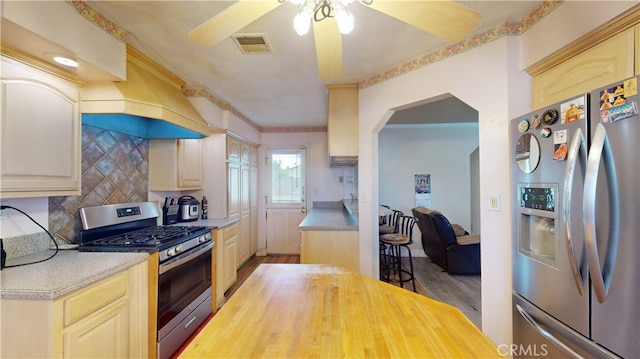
[48,125,149,244]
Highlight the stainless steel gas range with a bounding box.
[79,202,214,359]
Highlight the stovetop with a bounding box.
[78,202,214,259]
[85,225,209,249]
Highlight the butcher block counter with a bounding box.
[179,264,501,358]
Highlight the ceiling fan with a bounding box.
[188,0,481,81]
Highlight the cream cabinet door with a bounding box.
[250,165,259,255]
[177,139,203,188]
[237,164,251,267]
[1,56,81,198]
[149,139,202,190]
[227,162,241,218]
[223,224,239,291]
[63,299,129,358]
[532,29,635,108]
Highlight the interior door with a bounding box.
[265,148,307,254]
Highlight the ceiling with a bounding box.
[84,1,541,129]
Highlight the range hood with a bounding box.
[329,155,358,167]
[81,46,209,139]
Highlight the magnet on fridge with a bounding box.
[517,119,530,133]
[541,109,558,125]
[530,114,541,129]
[540,127,552,138]
[553,143,568,161]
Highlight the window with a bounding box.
[268,149,305,206]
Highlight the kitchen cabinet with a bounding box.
[300,230,359,272]
[326,84,358,166]
[226,134,258,269]
[228,161,241,218]
[149,138,203,190]
[250,165,259,255]
[227,135,241,162]
[0,261,148,358]
[530,26,636,108]
[0,52,81,198]
[238,164,251,267]
[222,222,239,292]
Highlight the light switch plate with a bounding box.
[488,194,501,211]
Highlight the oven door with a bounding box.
[157,241,213,358]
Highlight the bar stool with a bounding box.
[380,215,417,292]
[379,209,402,279]
[379,209,402,235]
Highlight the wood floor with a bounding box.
[224,254,481,328]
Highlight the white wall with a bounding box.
[359,37,525,348]
[379,123,479,229]
[0,197,49,238]
[358,1,632,348]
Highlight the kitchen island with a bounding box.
[179,264,502,358]
[298,201,359,271]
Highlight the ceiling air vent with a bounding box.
[232,33,272,54]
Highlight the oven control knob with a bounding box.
[174,245,182,254]
[166,248,175,257]
[198,235,206,243]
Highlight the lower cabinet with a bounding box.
[0,262,148,358]
[300,230,359,272]
[222,222,239,292]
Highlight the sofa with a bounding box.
[411,207,481,275]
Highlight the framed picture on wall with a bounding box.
[415,174,432,208]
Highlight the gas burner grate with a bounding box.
[89,226,209,247]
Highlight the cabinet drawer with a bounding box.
[223,223,238,240]
[63,271,128,326]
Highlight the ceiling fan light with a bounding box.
[293,9,312,36]
[334,6,354,34]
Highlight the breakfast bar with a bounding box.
[179,264,502,358]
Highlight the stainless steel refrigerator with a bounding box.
[510,76,639,358]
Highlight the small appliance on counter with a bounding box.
[162,197,180,225]
[177,195,200,222]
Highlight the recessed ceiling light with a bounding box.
[52,56,78,68]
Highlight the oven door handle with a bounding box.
[159,241,214,275]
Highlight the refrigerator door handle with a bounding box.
[516,304,585,359]
[564,128,587,295]
[584,123,620,303]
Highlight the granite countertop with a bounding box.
[0,250,149,300]
[342,199,358,216]
[173,217,238,229]
[299,201,358,231]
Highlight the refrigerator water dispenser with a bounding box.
[517,184,559,266]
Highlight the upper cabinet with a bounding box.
[149,139,203,190]
[327,84,358,167]
[528,11,639,108]
[0,53,81,198]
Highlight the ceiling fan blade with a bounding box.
[367,0,481,42]
[313,18,343,81]
[188,0,283,47]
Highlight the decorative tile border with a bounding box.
[67,1,127,42]
[360,0,563,89]
[262,126,327,133]
[184,87,263,132]
[69,0,561,131]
